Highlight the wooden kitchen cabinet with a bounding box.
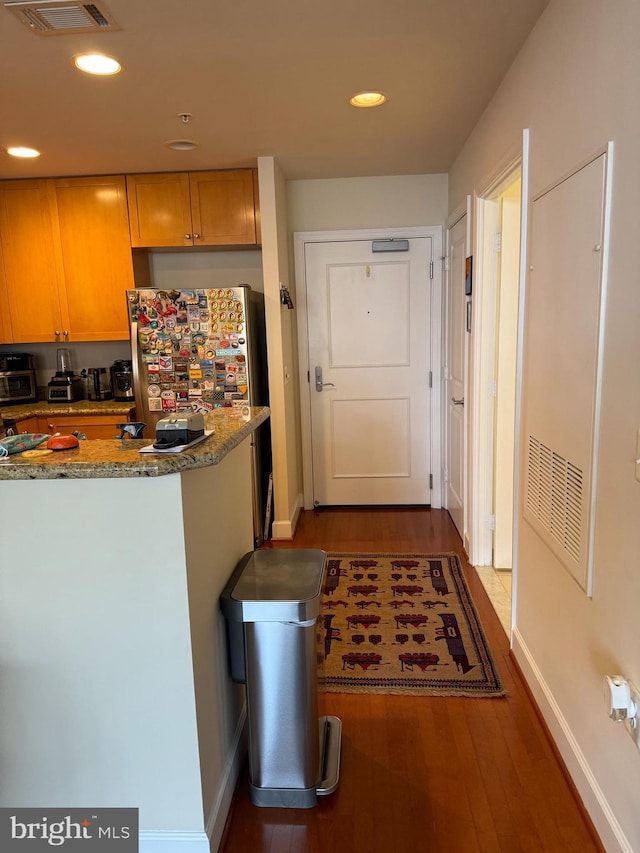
[16,417,39,433]
[126,169,260,248]
[0,176,135,344]
[37,415,126,440]
[0,180,64,343]
[51,176,134,341]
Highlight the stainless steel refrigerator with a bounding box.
[126,285,271,543]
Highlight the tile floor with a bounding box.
[474,566,512,635]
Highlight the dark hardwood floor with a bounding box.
[220,508,602,853]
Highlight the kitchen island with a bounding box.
[0,407,269,853]
[0,406,269,479]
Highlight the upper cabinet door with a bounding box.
[52,176,134,341]
[0,180,63,343]
[126,173,193,247]
[125,169,259,248]
[190,170,257,246]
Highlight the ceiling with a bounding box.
[0,0,548,181]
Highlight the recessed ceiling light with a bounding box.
[349,91,387,108]
[164,140,199,151]
[7,146,40,158]
[74,53,121,75]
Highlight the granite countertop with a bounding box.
[1,400,135,421]
[0,407,270,480]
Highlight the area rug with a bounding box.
[317,553,504,697]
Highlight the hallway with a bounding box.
[220,508,602,852]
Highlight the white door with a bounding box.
[305,238,432,506]
[445,217,467,536]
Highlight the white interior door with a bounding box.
[445,217,467,536]
[305,238,432,506]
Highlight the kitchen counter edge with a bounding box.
[0,407,270,481]
[2,400,136,420]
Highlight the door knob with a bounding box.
[315,366,335,392]
[451,397,464,406]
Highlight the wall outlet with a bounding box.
[623,681,640,750]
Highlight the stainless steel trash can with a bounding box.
[221,549,342,808]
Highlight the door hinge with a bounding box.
[429,260,434,279]
[307,370,310,383]
[489,514,496,531]
[428,370,433,388]
[489,379,497,398]
[443,468,449,484]
[429,473,433,490]
[495,233,502,253]
[444,256,450,272]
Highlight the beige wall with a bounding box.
[449,2,640,850]
[150,249,264,292]
[287,173,448,232]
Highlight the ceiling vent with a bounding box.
[4,1,120,35]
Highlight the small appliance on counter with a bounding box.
[0,352,38,406]
[85,367,113,401]
[153,412,205,449]
[110,359,134,402]
[47,348,84,403]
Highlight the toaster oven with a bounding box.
[0,353,38,406]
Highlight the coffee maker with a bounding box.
[87,367,113,401]
[47,348,83,403]
[110,360,135,402]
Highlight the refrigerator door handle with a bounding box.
[130,319,145,423]
[314,366,335,392]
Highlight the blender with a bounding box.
[47,348,84,402]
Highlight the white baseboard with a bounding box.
[512,627,631,853]
[205,705,247,852]
[139,831,210,853]
[140,706,247,853]
[271,492,303,540]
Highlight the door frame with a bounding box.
[468,130,530,629]
[294,226,443,510]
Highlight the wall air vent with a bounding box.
[525,434,584,569]
[4,0,120,35]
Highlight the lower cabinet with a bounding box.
[16,417,39,433]
[37,415,128,440]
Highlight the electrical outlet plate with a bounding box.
[623,681,640,750]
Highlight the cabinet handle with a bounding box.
[48,423,54,431]
[63,331,69,339]
[193,232,200,240]
[54,330,60,338]
[185,233,191,240]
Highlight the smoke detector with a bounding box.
[4,1,120,35]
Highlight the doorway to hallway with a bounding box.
[470,163,524,636]
[466,156,526,636]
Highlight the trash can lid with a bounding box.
[222,549,326,622]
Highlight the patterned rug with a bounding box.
[317,553,504,697]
